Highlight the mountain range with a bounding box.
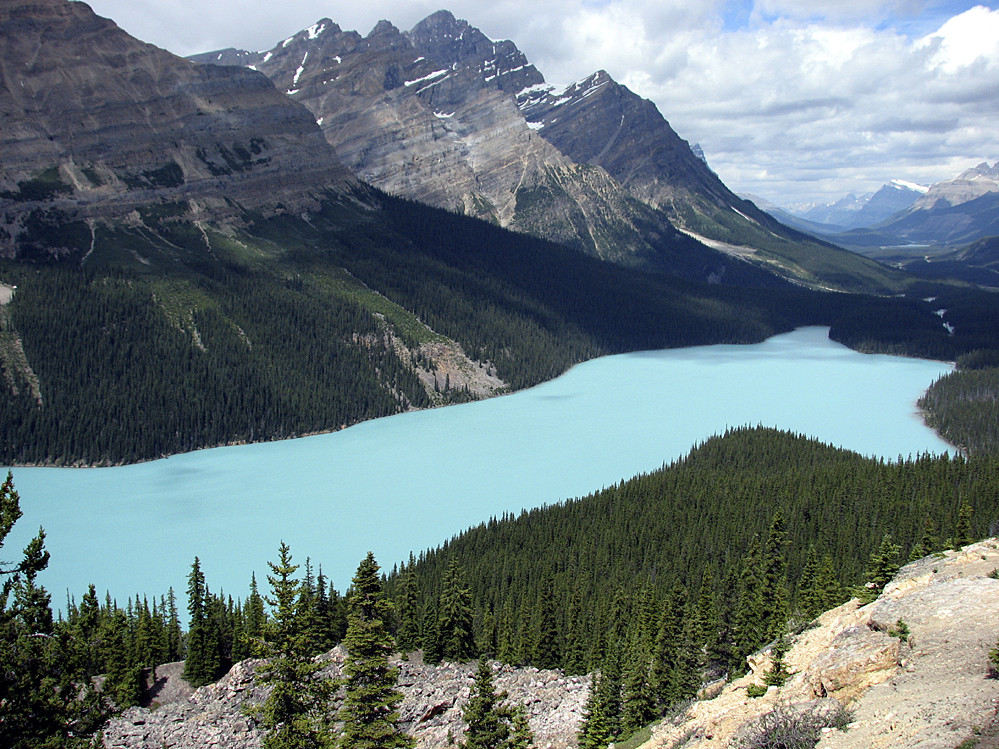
[757,164,999,284]
[769,179,929,232]
[4,6,999,747]
[190,10,899,293]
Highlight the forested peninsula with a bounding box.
[3,427,998,747]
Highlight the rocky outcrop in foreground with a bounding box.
[643,538,999,749]
[105,539,999,749]
[103,650,589,749]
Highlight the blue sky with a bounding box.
[85,0,999,206]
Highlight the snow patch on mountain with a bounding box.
[891,178,929,193]
[404,69,449,87]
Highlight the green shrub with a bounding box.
[741,702,852,748]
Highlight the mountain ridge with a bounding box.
[0,0,362,256]
[190,10,903,294]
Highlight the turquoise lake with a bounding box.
[5,327,953,605]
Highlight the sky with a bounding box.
[81,0,999,207]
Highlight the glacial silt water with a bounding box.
[5,327,953,603]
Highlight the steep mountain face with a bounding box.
[0,0,360,257]
[914,161,999,211]
[518,70,735,211]
[189,13,760,283]
[192,11,902,293]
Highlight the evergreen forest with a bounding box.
[3,426,998,747]
[920,349,999,455]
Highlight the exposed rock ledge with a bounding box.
[643,538,999,749]
[103,650,588,749]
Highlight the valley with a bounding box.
[2,2,999,748]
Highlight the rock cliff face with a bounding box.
[102,650,589,749]
[0,0,360,257]
[642,538,999,749]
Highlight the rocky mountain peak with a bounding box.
[914,159,999,210]
[369,19,403,39]
[405,11,544,94]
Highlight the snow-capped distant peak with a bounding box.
[891,179,929,193]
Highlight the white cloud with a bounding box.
[919,5,999,71]
[81,0,999,206]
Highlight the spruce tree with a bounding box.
[507,706,535,749]
[461,657,510,749]
[395,564,421,654]
[577,647,622,749]
[165,587,183,662]
[761,510,789,641]
[439,558,477,662]
[797,545,822,620]
[953,501,974,549]
[860,533,901,601]
[338,552,412,749]
[531,576,561,669]
[101,607,143,708]
[183,557,220,686]
[733,536,766,665]
[909,516,940,561]
[256,542,335,749]
[0,475,106,746]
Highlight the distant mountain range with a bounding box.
[752,164,999,285]
[190,10,899,293]
[774,179,929,232]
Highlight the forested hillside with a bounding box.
[6,189,995,466]
[3,428,998,746]
[389,427,999,681]
[920,348,999,455]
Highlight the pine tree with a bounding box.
[101,607,143,708]
[650,585,685,706]
[338,552,413,749]
[256,542,335,749]
[461,657,510,749]
[395,563,421,654]
[953,501,974,549]
[761,634,792,688]
[761,510,789,641]
[183,557,220,687]
[909,516,940,561]
[507,706,535,749]
[860,533,901,601]
[733,536,766,665]
[691,568,719,662]
[422,601,443,664]
[165,587,183,662]
[0,474,106,746]
[577,648,622,749]
[531,576,561,669]
[439,558,477,662]
[797,545,822,620]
